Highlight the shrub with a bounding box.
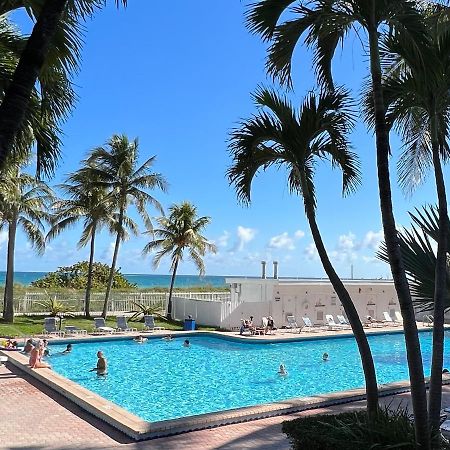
[282,406,433,450]
[31,261,136,289]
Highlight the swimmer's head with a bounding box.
[97,351,103,358]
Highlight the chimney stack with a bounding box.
[273,261,278,279]
[261,261,266,279]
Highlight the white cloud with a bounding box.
[360,230,384,251]
[268,232,295,250]
[304,242,319,261]
[294,230,305,239]
[332,232,357,263]
[215,231,230,248]
[235,226,257,251]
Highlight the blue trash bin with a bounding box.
[183,318,196,331]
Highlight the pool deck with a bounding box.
[0,324,443,449]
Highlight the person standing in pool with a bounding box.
[90,351,107,375]
[183,339,190,347]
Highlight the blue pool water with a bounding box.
[47,331,446,423]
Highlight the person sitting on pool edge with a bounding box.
[90,351,107,375]
[23,339,34,354]
[183,339,190,348]
[29,341,51,369]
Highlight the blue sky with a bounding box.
[3,1,441,278]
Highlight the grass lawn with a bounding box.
[0,315,216,338]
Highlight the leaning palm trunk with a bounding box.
[368,10,429,448]
[167,259,179,321]
[304,198,378,417]
[428,133,448,434]
[102,234,121,318]
[0,0,68,169]
[2,213,17,323]
[84,226,97,319]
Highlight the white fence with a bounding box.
[14,291,230,315]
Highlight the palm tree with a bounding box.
[370,9,450,431]
[87,135,167,318]
[0,0,127,173]
[0,13,75,177]
[47,169,114,318]
[142,202,217,321]
[0,167,53,323]
[246,1,430,445]
[228,86,379,417]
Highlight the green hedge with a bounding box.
[282,407,431,450]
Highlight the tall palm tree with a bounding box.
[369,8,450,431]
[142,202,217,320]
[0,0,127,173]
[246,1,430,445]
[0,167,53,323]
[87,135,167,318]
[228,86,379,417]
[47,169,114,318]
[0,13,75,177]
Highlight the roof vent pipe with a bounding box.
[273,261,278,279]
[261,261,266,279]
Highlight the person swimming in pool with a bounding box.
[61,344,72,354]
[89,351,107,375]
[322,352,329,361]
[162,334,174,341]
[278,363,288,376]
[183,339,190,348]
[133,335,147,343]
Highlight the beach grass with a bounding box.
[0,315,216,338]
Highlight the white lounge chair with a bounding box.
[394,311,403,324]
[423,314,434,327]
[364,315,384,328]
[383,311,401,327]
[254,317,267,335]
[286,315,299,332]
[301,316,323,333]
[325,314,350,331]
[336,315,351,327]
[64,325,87,336]
[93,317,115,334]
[116,316,138,333]
[43,317,65,337]
[143,315,165,332]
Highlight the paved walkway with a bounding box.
[3,362,450,450]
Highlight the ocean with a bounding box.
[0,271,228,288]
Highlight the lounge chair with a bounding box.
[301,316,323,333]
[253,317,266,335]
[364,315,384,328]
[93,317,115,334]
[325,314,350,331]
[394,311,403,324]
[116,316,138,333]
[64,325,87,336]
[286,315,299,333]
[43,317,65,337]
[143,315,165,332]
[383,311,401,327]
[336,315,352,328]
[423,314,434,327]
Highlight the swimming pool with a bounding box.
[47,331,447,423]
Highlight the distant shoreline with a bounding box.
[0,271,228,289]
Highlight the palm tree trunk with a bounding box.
[102,210,123,318]
[303,198,378,417]
[167,259,179,321]
[368,8,429,448]
[3,213,17,323]
[84,225,97,319]
[428,132,448,433]
[0,0,68,170]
